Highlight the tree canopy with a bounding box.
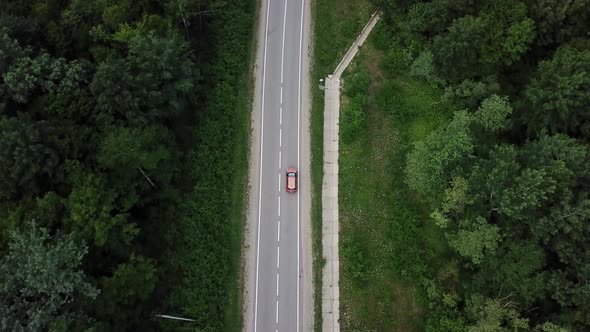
[0,222,97,332]
[375,0,590,329]
[0,0,254,330]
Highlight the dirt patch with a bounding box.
[367,104,398,166]
[365,48,396,166]
[388,280,422,332]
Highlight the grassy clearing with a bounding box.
[338,25,457,331]
[310,0,374,330]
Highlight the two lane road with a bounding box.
[253,0,306,331]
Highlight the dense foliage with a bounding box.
[370,0,590,330]
[0,0,254,330]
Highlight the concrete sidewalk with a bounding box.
[321,10,380,332]
[321,75,341,332]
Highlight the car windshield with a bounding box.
[288,173,295,177]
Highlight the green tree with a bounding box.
[47,0,101,58]
[91,255,158,327]
[406,110,474,197]
[547,266,590,326]
[479,0,535,66]
[525,0,590,47]
[403,0,483,36]
[424,133,590,327]
[465,294,529,331]
[524,46,590,139]
[472,241,547,306]
[0,31,30,76]
[2,50,90,105]
[432,15,489,81]
[65,162,137,248]
[89,56,137,124]
[410,50,441,83]
[166,0,214,34]
[0,221,98,332]
[0,13,41,47]
[466,142,569,221]
[533,322,569,332]
[91,31,197,125]
[447,216,501,264]
[0,115,58,200]
[443,76,501,110]
[432,0,534,81]
[405,1,451,35]
[97,125,174,187]
[122,31,196,114]
[472,94,512,132]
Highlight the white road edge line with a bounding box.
[297,0,304,331]
[253,0,271,330]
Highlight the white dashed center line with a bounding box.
[276,266,280,296]
[275,298,279,324]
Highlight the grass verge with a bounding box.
[226,3,260,328]
[338,24,457,331]
[309,0,374,330]
[168,1,256,330]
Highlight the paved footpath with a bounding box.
[321,10,380,332]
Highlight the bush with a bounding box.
[443,76,500,110]
[341,95,367,143]
[410,50,442,84]
[385,42,413,74]
[341,235,369,284]
[345,67,371,97]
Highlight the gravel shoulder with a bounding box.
[242,0,267,330]
[300,0,314,330]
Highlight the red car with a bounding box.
[286,167,297,193]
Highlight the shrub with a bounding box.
[341,95,367,143]
[443,76,500,110]
[341,235,369,284]
[345,67,371,97]
[410,50,442,84]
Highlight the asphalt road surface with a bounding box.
[253,0,305,331]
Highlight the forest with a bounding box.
[0,0,254,331]
[370,0,590,330]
